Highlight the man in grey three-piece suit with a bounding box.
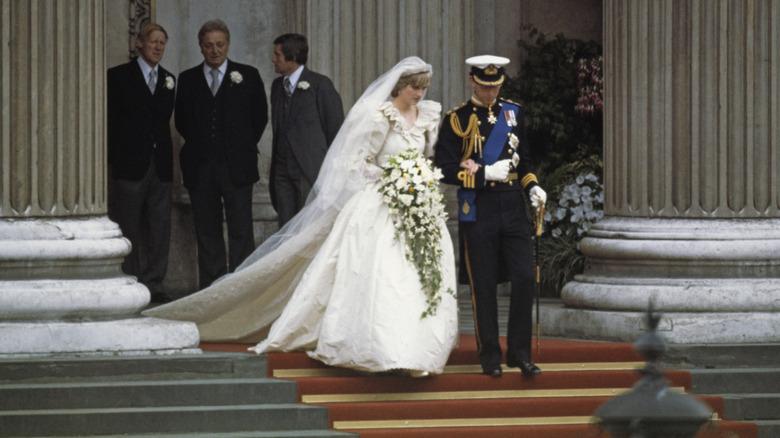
[270,33,344,227]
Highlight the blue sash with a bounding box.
[458,102,518,223]
[478,102,518,165]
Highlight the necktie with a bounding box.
[148,69,157,94]
[210,69,220,96]
[283,77,292,97]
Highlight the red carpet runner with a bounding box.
[201,335,757,437]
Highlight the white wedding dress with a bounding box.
[144,95,459,374]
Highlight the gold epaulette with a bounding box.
[500,97,521,107]
[521,173,539,189]
[445,101,468,115]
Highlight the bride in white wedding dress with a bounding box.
[144,57,458,375]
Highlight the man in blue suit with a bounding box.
[175,19,268,289]
[107,23,176,303]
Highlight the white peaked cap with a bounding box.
[465,55,510,69]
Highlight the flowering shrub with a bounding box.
[544,172,604,238]
[575,56,603,115]
[378,149,454,318]
[501,26,604,296]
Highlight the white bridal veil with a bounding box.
[233,56,433,270]
[143,57,434,340]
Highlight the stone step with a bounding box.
[755,420,780,438]
[0,352,266,383]
[663,343,780,369]
[0,378,297,410]
[0,404,331,437]
[721,394,780,421]
[689,368,780,394]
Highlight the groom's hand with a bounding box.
[460,159,481,176]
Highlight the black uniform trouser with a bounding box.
[189,160,255,289]
[461,189,535,369]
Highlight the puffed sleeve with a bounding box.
[416,100,442,158]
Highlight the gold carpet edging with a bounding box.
[333,415,595,430]
[302,386,687,404]
[273,361,645,378]
[333,413,720,431]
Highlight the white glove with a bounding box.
[529,185,547,209]
[363,163,384,181]
[484,159,512,181]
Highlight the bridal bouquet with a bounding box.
[378,148,454,318]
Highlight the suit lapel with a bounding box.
[153,68,166,95]
[272,79,285,131]
[286,67,309,122]
[131,59,155,106]
[217,60,235,97]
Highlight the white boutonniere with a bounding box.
[229,71,243,84]
[297,81,310,90]
[164,76,175,90]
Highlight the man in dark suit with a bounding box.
[435,55,547,378]
[107,23,176,303]
[175,19,268,289]
[270,33,344,227]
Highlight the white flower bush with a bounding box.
[378,148,454,318]
[544,172,604,238]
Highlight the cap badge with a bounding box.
[485,65,498,75]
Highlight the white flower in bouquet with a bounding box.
[378,148,453,318]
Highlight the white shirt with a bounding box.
[285,65,305,95]
[203,60,228,90]
[137,57,158,86]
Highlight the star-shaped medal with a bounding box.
[487,114,498,124]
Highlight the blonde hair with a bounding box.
[138,23,168,43]
[391,72,431,97]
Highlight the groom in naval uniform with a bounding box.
[270,33,344,227]
[435,55,547,378]
[107,23,175,303]
[176,19,268,289]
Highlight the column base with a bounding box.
[0,216,201,356]
[0,317,201,358]
[557,217,780,343]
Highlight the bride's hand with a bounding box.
[460,159,481,175]
[363,163,384,181]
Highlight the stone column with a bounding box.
[0,0,199,356]
[555,0,780,343]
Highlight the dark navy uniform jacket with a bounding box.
[434,96,539,284]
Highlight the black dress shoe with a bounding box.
[512,360,541,376]
[482,366,503,377]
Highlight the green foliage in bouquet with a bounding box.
[502,25,604,295]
